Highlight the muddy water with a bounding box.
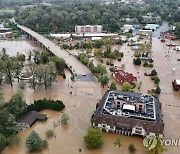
[1,38,180,154]
[0,40,41,56]
[152,38,180,154]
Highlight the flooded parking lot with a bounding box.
[0,38,180,154]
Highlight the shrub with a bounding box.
[117,57,121,61]
[110,82,117,90]
[106,60,110,65]
[150,69,157,76]
[109,66,116,72]
[144,72,148,76]
[133,58,141,65]
[42,140,48,148]
[129,144,136,153]
[154,76,160,84]
[143,61,149,67]
[122,82,132,91]
[148,63,153,67]
[26,99,65,113]
[61,113,70,124]
[46,130,54,138]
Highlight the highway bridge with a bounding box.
[17,25,96,82]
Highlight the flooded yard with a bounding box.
[1,38,180,154]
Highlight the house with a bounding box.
[172,80,180,91]
[92,90,164,137]
[18,111,47,130]
[113,70,137,84]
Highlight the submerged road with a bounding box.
[17,25,96,82]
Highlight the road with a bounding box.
[17,25,96,82]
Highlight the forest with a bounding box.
[13,0,180,33]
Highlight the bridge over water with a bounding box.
[17,25,96,82]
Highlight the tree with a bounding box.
[150,69,157,76]
[10,135,20,146]
[40,52,49,64]
[110,82,117,90]
[128,144,136,153]
[7,90,27,118]
[61,113,70,124]
[98,74,109,88]
[147,137,167,154]
[122,82,131,91]
[36,62,57,91]
[84,128,104,149]
[27,62,37,90]
[25,130,43,152]
[0,49,16,87]
[114,136,122,149]
[50,56,65,74]
[0,133,8,151]
[96,63,107,74]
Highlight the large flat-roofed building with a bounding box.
[75,25,102,34]
[92,90,164,137]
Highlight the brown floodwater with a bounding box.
[0,40,41,56]
[1,38,180,154]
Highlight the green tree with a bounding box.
[122,82,131,91]
[25,130,43,152]
[40,52,49,64]
[128,144,136,153]
[0,49,17,87]
[7,90,27,118]
[114,136,122,148]
[61,113,70,124]
[84,128,104,149]
[0,133,8,151]
[96,63,107,74]
[50,56,65,74]
[10,135,20,146]
[36,62,57,91]
[27,62,37,90]
[110,81,117,90]
[98,74,109,88]
[147,137,167,154]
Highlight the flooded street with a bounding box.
[1,38,180,154]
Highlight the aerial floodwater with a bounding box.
[0,40,41,56]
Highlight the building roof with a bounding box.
[175,80,180,85]
[123,104,135,111]
[164,33,176,39]
[145,24,160,30]
[19,111,47,126]
[113,70,137,84]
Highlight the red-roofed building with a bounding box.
[164,33,176,40]
[113,70,137,84]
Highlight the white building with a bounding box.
[75,25,102,34]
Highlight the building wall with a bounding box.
[75,25,102,34]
